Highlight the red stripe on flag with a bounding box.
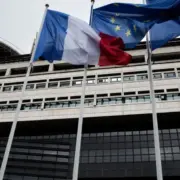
[98,32,132,66]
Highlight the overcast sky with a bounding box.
[0,0,141,54]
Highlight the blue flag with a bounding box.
[146,0,180,50]
[92,1,180,49]
[92,3,158,49]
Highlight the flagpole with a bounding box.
[72,1,94,180]
[0,4,49,180]
[145,35,163,180]
[143,1,163,180]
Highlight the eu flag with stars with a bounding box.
[92,3,159,49]
[146,0,180,50]
[92,1,180,49]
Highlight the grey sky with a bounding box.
[0,0,141,54]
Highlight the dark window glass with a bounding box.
[153,73,162,79]
[26,84,34,90]
[13,85,22,91]
[137,74,148,80]
[48,82,58,88]
[3,86,11,92]
[123,76,134,82]
[36,83,46,89]
[164,72,176,78]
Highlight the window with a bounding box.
[3,86,11,92]
[137,95,150,102]
[164,72,176,78]
[11,67,27,75]
[153,73,162,79]
[84,99,93,106]
[69,101,80,107]
[110,77,121,83]
[48,82,58,88]
[125,96,137,103]
[0,105,17,111]
[96,99,103,106]
[123,76,134,82]
[21,103,41,110]
[44,102,58,109]
[98,78,108,84]
[31,65,49,73]
[72,80,82,86]
[26,84,34,90]
[87,79,95,84]
[137,74,148,80]
[167,93,180,100]
[36,83,46,89]
[0,69,6,77]
[87,76,95,84]
[13,85,22,91]
[60,81,70,87]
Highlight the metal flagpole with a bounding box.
[145,35,163,180]
[72,1,95,180]
[0,4,49,180]
[143,1,163,180]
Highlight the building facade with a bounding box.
[0,40,180,180]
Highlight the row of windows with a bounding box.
[0,92,180,112]
[79,153,180,163]
[1,69,180,93]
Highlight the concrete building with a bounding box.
[0,39,180,180]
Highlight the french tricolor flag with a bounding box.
[34,10,131,66]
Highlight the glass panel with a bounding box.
[137,96,145,102]
[69,101,80,107]
[123,76,134,82]
[116,98,122,104]
[84,99,93,106]
[87,79,95,84]
[153,73,162,79]
[103,98,109,105]
[48,82,58,88]
[30,103,41,110]
[13,85,22,91]
[3,86,11,92]
[110,77,121,83]
[178,72,180,77]
[60,81,70,87]
[144,96,150,102]
[109,98,116,104]
[173,93,180,100]
[26,84,34,90]
[137,74,148,80]
[21,104,31,110]
[125,97,137,103]
[62,102,69,108]
[164,72,176,78]
[1,106,8,111]
[98,78,108,83]
[97,99,103,105]
[167,94,174,100]
[72,80,82,86]
[8,105,17,111]
[36,83,46,89]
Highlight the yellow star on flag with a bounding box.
[110,17,115,23]
[126,29,131,37]
[133,25,137,32]
[115,25,121,31]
